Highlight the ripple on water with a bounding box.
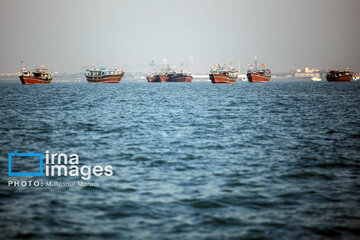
[0,82,360,239]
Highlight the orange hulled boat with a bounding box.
[85,67,125,83]
[19,66,53,84]
[209,64,238,84]
[326,69,352,82]
[246,58,271,82]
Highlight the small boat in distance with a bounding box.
[209,64,238,84]
[246,58,271,82]
[85,67,125,83]
[147,71,192,82]
[326,69,352,82]
[311,76,322,81]
[147,65,192,82]
[147,73,161,82]
[237,74,247,82]
[159,72,192,82]
[19,65,53,84]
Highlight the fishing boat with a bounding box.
[311,76,321,81]
[160,72,192,82]
[85,67,125,83]
[147,73,161,82]
[209,64,238,84]
[147,72,192,82]
[19,65,53,84]
[147,65,192,82]
[326,69,352,82]
[246,58,271,82]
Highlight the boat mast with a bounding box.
[254,57,257,71]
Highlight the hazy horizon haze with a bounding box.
[0,0,359,73]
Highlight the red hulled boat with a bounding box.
[247,58,271,82]
[85,67,125,83]
[19,66,53,85]
[326,69,352,82]
[209,64,238,84]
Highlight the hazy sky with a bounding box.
[1,0,359,73]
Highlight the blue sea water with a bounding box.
[0,81,359,239]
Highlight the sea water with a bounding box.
[0,81,359,239]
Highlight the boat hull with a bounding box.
[159,75,192,82]
[147,75,161,82]
[19,76,52,85]
[167,76,192,82]
[86,72,124,83]
[326,75,352,82]
[209,74,237,84]
[159,76,169,82]
[247,73,271,82]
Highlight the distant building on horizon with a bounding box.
[294,67,320,78]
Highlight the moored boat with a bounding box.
[85,67,125,83]
[311,76,322,81]
[147,74,161,82]
[246,58,271,82]
[160,72,192,82]
[147,65,192,83]
[19,66,53,85]
[326,69,352,82]
[209,64,238,84]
